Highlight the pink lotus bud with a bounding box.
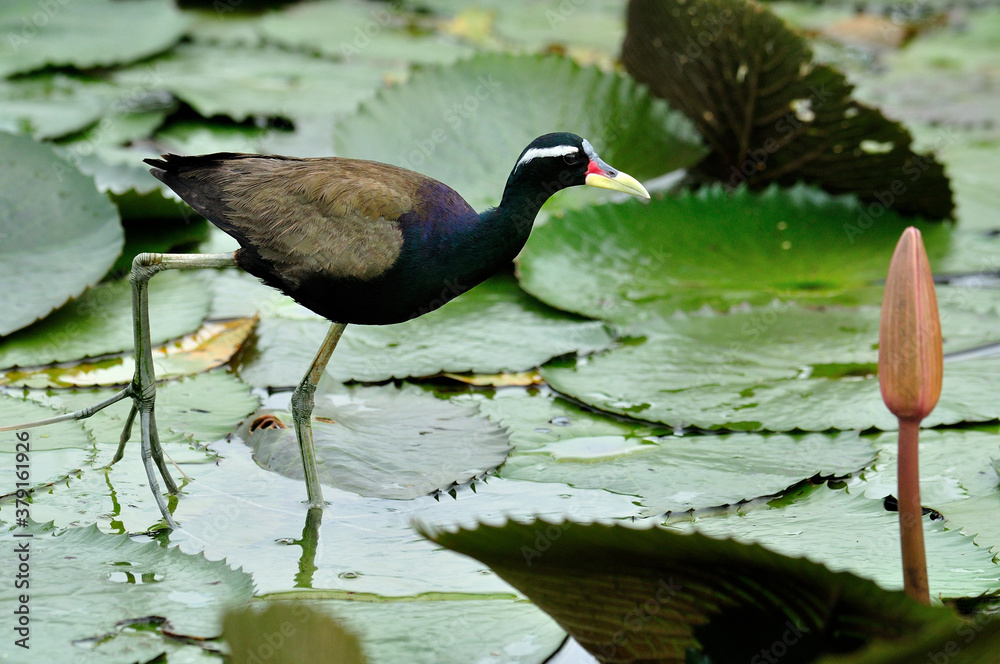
[878,227,943,422]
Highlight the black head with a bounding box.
[503,132,650,203]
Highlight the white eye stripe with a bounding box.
[515,144,580,170]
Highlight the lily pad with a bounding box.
[517,184,949,323]
[540,289,1000,432]
[258,0,475,66]
[621,0,954,219]
[470,389,877,515]
[239,382,511,500]
[0,522,252,664]
[420,518,965,663]
[225,603,367,664]
[0,270,212,369]
[0,0,188,77]
[238,273,613,386]
[0,396,92,493]
[334,53,706,211]
[0,132,122,337]
[113,42,388,123]
[666,483,1000,599]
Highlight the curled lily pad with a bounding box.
[420,518,965,663]
[0,132,122,337]
[239,382,511,500]
[621,0,954,219]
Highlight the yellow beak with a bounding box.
[584,159,650,199]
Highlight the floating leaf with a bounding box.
[334,53,706,211]
[0,132,122,336]
[471,389,876,515]
[0,397,92,493]
[0,270,212,369]
[0,523,252,664]
[0,0,188,77]
[621,0,954,219]
[666,484,1000,599]
[238,274,613,386]
[240,382,510,500]
[420,518,964,663]
[258,0,474,66]
[113,42,388,123]
[540,289,1000,432]
[518,185,948,323]
[4,319,255,389]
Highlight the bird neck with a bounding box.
[478,171,559,248]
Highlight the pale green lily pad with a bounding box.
[0,132,122,337]
[33,371,260,449]
[541,288,1000,432]
[0,397,92,493]
[114,42,388,123]
[0,270,212,369]
[851,8,1000,128]
[238,274,613,386]
[259,0,475,66]
[334,53,706,211]
[469,389,876,515]
[0,0,188,77]
[857,428,1000,555]
[517,184,949,323]
[0,74,106,139]
[298,598,567,664]
[154,119,274,156]
[666,484,1000,599]
[240,382,510,500]
[421,518,967,663]
[0,523,252,664]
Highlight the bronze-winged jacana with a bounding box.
[2,132,648,527]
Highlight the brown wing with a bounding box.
[147,154,432,286]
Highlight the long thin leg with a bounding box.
[0,386,131,433]
[290,322,348,507]
[128,253,238,514]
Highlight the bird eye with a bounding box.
[563,151,584,165]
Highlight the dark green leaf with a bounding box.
[621,0,954,219]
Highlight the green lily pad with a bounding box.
[852,8,1000,128]
[420,518,965,663]
[621,0,954,219]
[541,290,1000,432]
[517,184,949,323]
[858,428,1000,556]
[33,370,260,449]
[0,397,92,493]
[238,274,613,386]
[0,132,122,337]
[0,0,188,77]
[0,522,252,664]
[113,42,388,123]
[666,483,1000,599]
[334,53,706,211]
[258,0,474,66]
[240,382,510,500]
[0,270,212,369]
[0,74,106,139]
[469,389,877,515]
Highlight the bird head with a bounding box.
[509,132,650,200]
